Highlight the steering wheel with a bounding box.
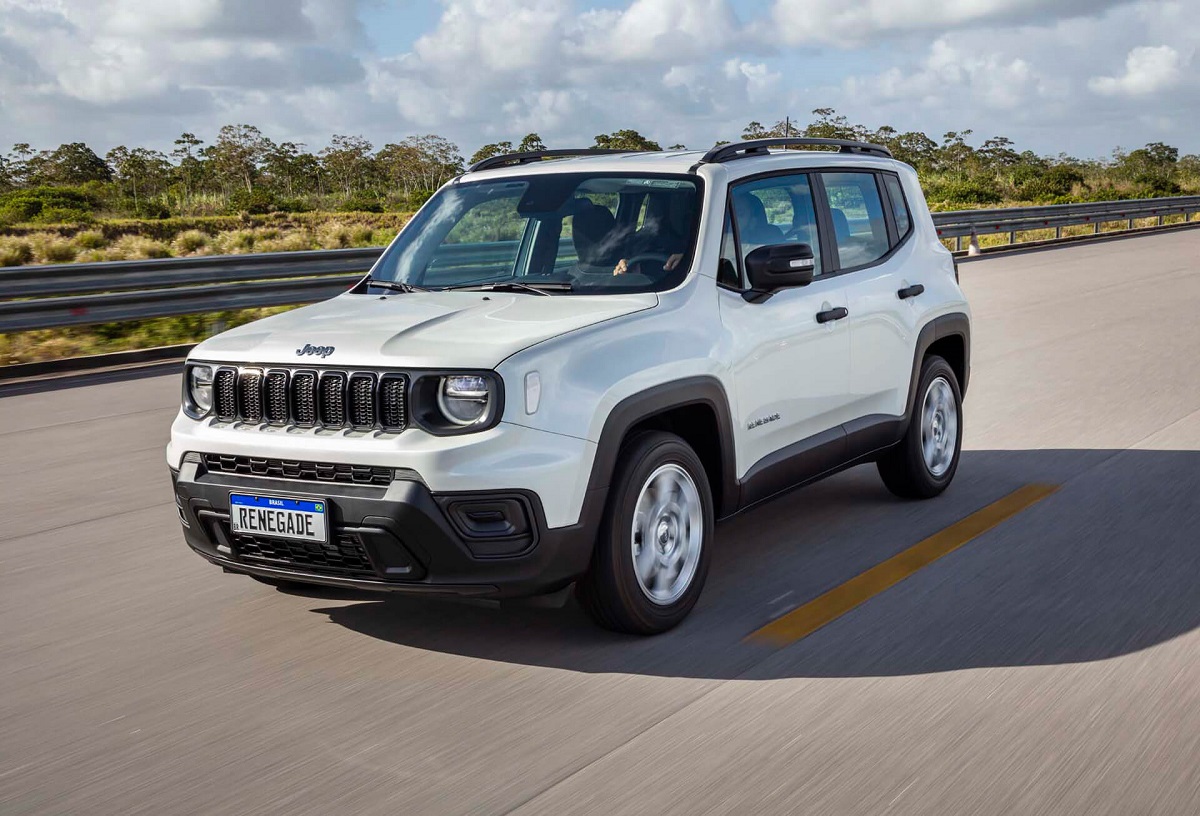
[621,252,674,272]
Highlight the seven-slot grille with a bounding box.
[213,367,407,431]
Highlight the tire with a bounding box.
[576,431,714,635]
[877,355,963,499]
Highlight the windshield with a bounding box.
[365,172,702,294]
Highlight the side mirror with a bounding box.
[744,244,816,300]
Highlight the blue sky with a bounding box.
[1,0,1196,161]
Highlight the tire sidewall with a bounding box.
[601,433,714,632]
[911,357,963,491]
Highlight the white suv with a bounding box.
[168,138,971,634]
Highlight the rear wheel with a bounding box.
[877,355,962,498]
[576,432,713,634]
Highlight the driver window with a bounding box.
[729,174,822,276]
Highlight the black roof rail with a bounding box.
[701,138,893,163]
[467,149,640,173]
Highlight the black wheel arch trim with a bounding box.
[906,312,970,419]
[582,376,740,521]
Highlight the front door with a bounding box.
[717,173,855,483]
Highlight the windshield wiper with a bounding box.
[361,277,431,293]
[439,281,573,296]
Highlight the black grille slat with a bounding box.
[349,374,376,428]
[265,371,289,423]
[202,453,392,486]
[291,372,317,426]
[214,368,237,420]
[238,369,264,422]
[210,367,407,430]
[230,529,376,579]
[319,373,347,427]
[380,375,408,430]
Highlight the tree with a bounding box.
[804,108,867,141]
[171,133,206,199]
[39,143,111,184]
[1117,142,1180,194]
[262,141,313,199]
[593,129,661,151]
[377,135,463,197]
[320,134,374,196]
[468,141,514,166]
[5,144,35,187]
[978,136,1020,169]
[874,129,938,170]
[204,124,272,193]
[107,146,170,212]
[518,133,547,153]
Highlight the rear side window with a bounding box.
[820,172,890,270]
[883,174,912,239]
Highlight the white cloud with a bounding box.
[0,0,1199,161]
[0,0,366,148]
[1089,45,1185,96]
[766,0,1132,45]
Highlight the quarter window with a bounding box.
[820,172,890,270]
[883,174,912,240]
[718,205,742,288]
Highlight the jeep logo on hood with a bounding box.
[296,344,335,358]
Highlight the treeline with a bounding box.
[1,110,1197,225]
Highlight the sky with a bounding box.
[0,0,1196,161]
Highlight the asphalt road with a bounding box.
[3,231,1200,815]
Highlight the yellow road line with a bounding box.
[747,483,1060,647]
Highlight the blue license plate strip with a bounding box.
[228,492,328,543]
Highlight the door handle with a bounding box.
[816,306,849,324]
[897,284,925,300]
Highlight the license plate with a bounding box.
[229,493,328,543]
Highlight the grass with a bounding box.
[0,211,412,265]
[0,307,299,366]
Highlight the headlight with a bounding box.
[183,364,213,418]
[437,375,492,426]
[410,372,502,434]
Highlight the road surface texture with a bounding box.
[3,231,1200,815]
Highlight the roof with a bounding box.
[458,147,906,183]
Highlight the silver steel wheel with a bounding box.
[920,376,958,477]
[630,463,703,606]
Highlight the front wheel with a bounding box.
[877,355,963,498]
[576,432,714,634]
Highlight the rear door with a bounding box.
[818,170,923,420]
[717,172,854,480]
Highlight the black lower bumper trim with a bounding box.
[173,456,600,599]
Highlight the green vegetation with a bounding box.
[3,110,1199,366]
[0,307,297,366]
[1,111,1195,229]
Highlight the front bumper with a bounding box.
[170,456,601,598]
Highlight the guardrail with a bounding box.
[933,195,1200,250]
[3,196,1200,333]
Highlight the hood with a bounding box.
[190,290,658,369]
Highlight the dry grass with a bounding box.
[0,306,299,365]
[0,237,34,266]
